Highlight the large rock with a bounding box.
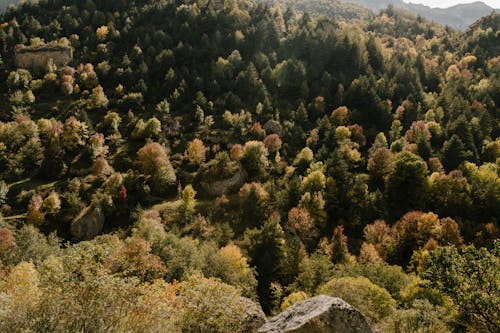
[70,205,105,240]
[239,297,266,333]
[200,168,246,197]
[258,295,373,333]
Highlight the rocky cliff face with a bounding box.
[257,295,373,333]
[240,297,267,333]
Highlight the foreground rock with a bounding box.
[239,297,266,332]
[71,205,105,240]
[258,295,373,333]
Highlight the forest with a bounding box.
[0,0,499,332]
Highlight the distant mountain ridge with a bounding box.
[0,0,17,11]
[344,0,498,29]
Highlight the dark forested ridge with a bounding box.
[0,0,498,332]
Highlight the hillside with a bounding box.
[345,0,498,29]
[260,0,498,30]
[259,0,374,21]
[0,0,498,332]
[462,12,500,58]
[0,0,17,11]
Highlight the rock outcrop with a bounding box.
[258,295,373,333]
[239,297,267,333]
[70,205,105,240]
[200,168,246,197]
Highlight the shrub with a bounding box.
[381,300,453,333]
[280,291,308,311]
[178,275,246,333]
[318,276,396,324]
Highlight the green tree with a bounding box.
[386,151,428,218]
[366,34,384,72]
[238,182,269,228]
[428,171,471,218]
[242,214,287,313]
[293,147,314,175]
[273,59,309,101]
[11,225,61,266]
[157,233,205,282]
[240,141,268,178]
[423,242,500,332]
[180,185,197,223]
[367,147,394,190]
[442,135,469,171]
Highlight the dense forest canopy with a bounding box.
[0,0,498,332]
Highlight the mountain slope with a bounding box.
[258,0,373,21]
[0,0,17,11]
[345,0,498,29]
[462,12,500,58]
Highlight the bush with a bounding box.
[337,263,413,300]
[178,275,246,333]
[280,291,308,311]
[203,244,258,299]
[381,300,453,333]
[318,276,396,324]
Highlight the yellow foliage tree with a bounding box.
[186,138,207,165]
[96,25,109,41]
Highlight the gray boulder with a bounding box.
[258,295,373,333]
[239,297,266,332]
[70,205,105,240]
